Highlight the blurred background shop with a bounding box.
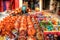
[0,0,60,15]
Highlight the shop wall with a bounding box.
[0,0,3,12]
[0,0,19,12]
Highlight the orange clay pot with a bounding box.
[52,20,57,25]
[14,21,19,30]
[28,25,34,28]
[19,27,27,32]
[28,28,36,36]
[14,10,18,15]
[19,21,27,31]
[18,8,22,14]
[27,36,36,40]
[18,36,26,40]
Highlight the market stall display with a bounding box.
[0,8,60,40]
[0,13,43,40]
